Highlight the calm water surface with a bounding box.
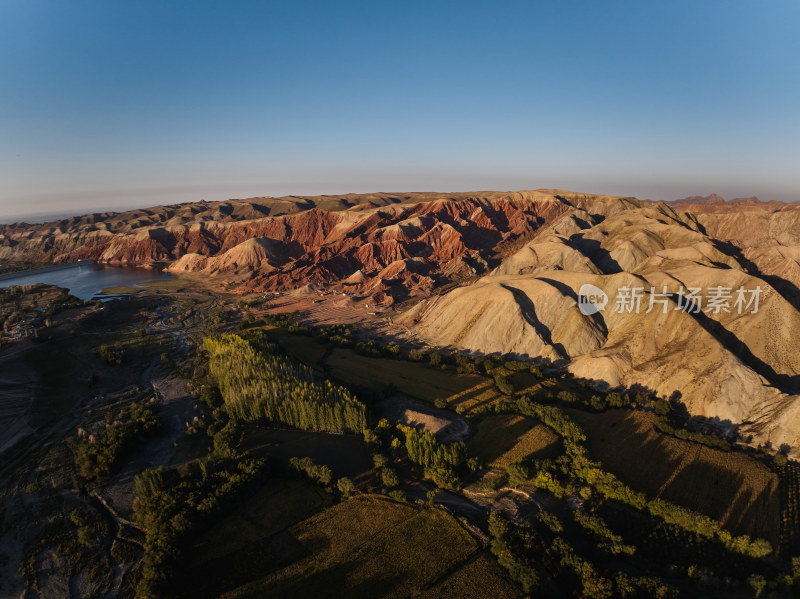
[0,263,175,300]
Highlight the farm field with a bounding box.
[137,276,193,291]
[439,380,504,414]
[567,408,780,544]
[467,413,560,467]
[192,478,331,563]
[240,426,374,484]
[263,329,329,366]
[420,553,525,599]
[507,370,541,392]
[323,347,482,402]
[180,479,334,598]
[216,495,480,599]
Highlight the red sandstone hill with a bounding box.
[0,190,638,304]
[2,190,799,306]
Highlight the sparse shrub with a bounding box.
[426,489,437,507]
[95,343,125,365]
[409,349,425,362]
[381,468,400,488]
[483,358,499,374]
[537,511,563,533]
[424,466,461,491]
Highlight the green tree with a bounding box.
[494,374,514,396]
[506,461,532,486]
[381,468,400,488]
[747,574,766,597]
[337,477,355,498]
[426,489,437,507]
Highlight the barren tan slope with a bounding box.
[680,203,800,293]
[404,203,800,454]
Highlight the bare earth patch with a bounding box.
[375,394,471,442]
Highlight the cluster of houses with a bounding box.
[1,306,47,340]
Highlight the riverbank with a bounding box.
[0,260,94,282]
[0,262,177,301]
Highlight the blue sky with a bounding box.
[1,0,798,219]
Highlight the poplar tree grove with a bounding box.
[204,334,367,434]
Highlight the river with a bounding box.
[0,262,176,300]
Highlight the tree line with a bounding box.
[396,424,467,491]
[204,333,367,434]
[133,455,265,598]
[398,425,466,469]
[499,395,774,560]
[70,399,160,483]
[132,374,265,598]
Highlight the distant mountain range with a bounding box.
[665,193,765,206]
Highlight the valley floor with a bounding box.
[0,280,798,598]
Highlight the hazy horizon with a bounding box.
[2,182,794,225]
[2,1,798,220]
